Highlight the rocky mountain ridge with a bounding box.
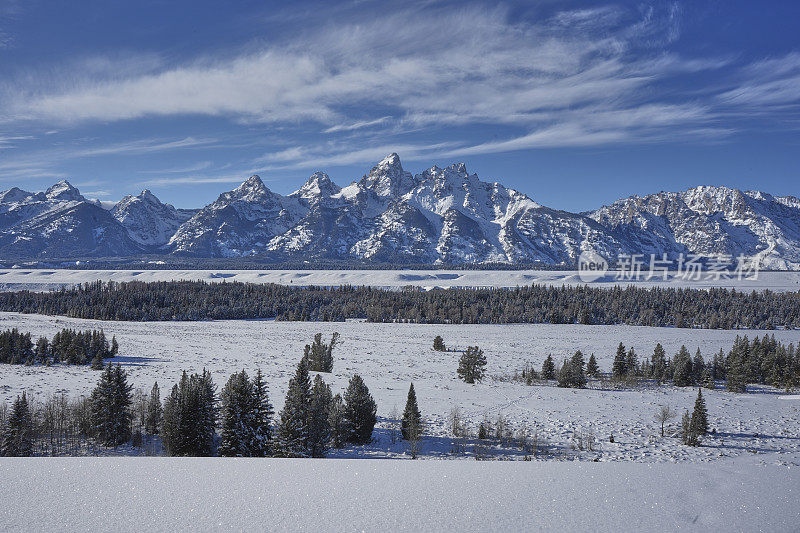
[2,154,799,268]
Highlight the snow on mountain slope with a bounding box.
[112,190,195,247]
[2,159,800,267]
[0,180,141,258]
[589,186,800,269]
[168,175,307,257]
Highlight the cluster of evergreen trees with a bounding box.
[0,358,382,457]
[533,335,799,393]
[2,280,799,329]
[0,327,117,366]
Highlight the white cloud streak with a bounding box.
[0,1,793,171]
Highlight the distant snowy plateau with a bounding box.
[2,153,800,268]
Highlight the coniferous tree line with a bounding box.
[0,359,379,457]
[532,335,798,392]
[1,280,799,329]
[0,327,117,365]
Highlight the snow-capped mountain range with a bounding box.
[2,153,799,268]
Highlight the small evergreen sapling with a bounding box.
[401,383,422,441]
[692,388,708,436]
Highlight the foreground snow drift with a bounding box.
[0,456,797,532]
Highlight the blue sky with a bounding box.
[0,0,799,211]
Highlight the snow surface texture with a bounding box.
[4,154,800,267]
[2,312,799,465]
[1,268,799,292]
[0,456,798,532]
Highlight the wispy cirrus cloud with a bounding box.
[139,173,270,187]
[1,4,712,135]
[322,116,391,133]
[718,52,800,108]
[76,136,218,157]
[1,0,797,178]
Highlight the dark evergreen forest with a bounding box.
[0,280,798,328]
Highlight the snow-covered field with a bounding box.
[1,268,800,291]
[1,312,799,465]
[1,455,798,532]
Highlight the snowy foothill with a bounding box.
[1,312,799,465]
[1,455,798,532]
[1,268,800,292]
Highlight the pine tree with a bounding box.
[277,358,312,457]
[401,383,422,440]
[327,393,347,449]
[219,370,255,457]
[681,409,698,446]
[308,374,332,458]
[343,374,377,445]
[692,348,705,384]
[433,336,446,351]
[196,369,218,455]
[691,388,708,436]
[672,345,694,386]
[457,346,487,384]
[161,370,218,456]
[34,336,49,364]
[626,347,638,377]
[612,342,627,380]
[249,368,273,456]
[586,353,599,377]
[701,367,715,389]
[651,343,667,381]
[726,342,748,393]
[303,332,339,373]
[145,382,162,435]
[557,359,572,388]
[1,392,33,456]
[542,354,556,380]
[89,364,133,446]
[90,353,105,370]
[570,350,587,388]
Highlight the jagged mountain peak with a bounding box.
[45,180,84,202]
[139,189,160,202]
[1,155,799,267]
[359,153,416,197]
[0,186,33,204]
[291,171,341,201]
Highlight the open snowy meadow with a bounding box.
[1,311,799,464]
[2,310,799,531]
